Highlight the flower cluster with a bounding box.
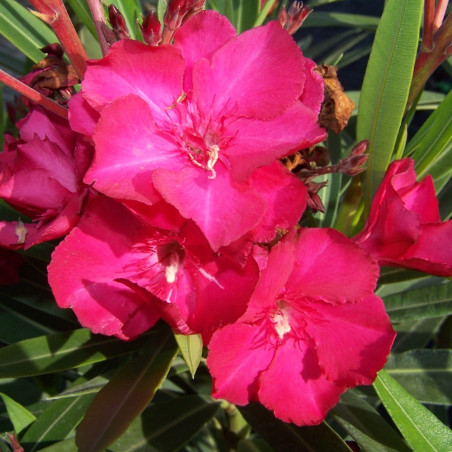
[2,5,450,427]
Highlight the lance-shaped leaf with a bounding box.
[332,389,410,452]
[385,349,452,405]
[374,370,452,452]
[75,326,178,452]
[357,0,423,204]
[383,281,452,322]
[109,396,220,451]
[0,0,57,62]
[0,393,36,434]
[239,402,352,452]
[174,332,203,378]
[0,329,152,378]
[405,89,452,193]
[21,393,95,449]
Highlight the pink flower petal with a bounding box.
[208,322,275,405]
[305,294,395,386]
[68,93,100,139]
[193,20,305,120]
[48,195,160,340]
[258,340,346,426]
[86,94,183,205]
[395,221,452,276]
[18,107,75,155]
[225,101,326,181]
[251,162,307,242]
[153,164,266,250]
[188,255,259,332]
[288,228,379,304]
[174,10,236,91]
[82,40,185,121]
[300,58,324,115]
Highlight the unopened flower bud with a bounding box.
[280,1,311,35]
[140,11,162,46]
[108,4,130,41]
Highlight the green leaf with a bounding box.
[238,437,273,452]
[392,316,446,353]
[332,389,410,452]
[253,0,275,28]
[404,89,452,192]
[48,376,108,400]
[228,0,260,32]
[174,332,203,378]
[109,396,219,451]
[65,0,97,38]
[385,349,452,405]
[21,393,94,449]
[0,393,36,434]
[239,403,352,452]
[374,370,452,452]
[38,438,77,452]
[0,328,152,378]
[0,0,57,62]
[383,281,452,322]
[356,0,423,204]
[75,327,178,452]
[303,12,380,31]
[157,0,168,24]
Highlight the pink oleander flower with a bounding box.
[71,10,325,250]
[48,194,259,340]
[353,158,452,276]
[0,107,91,248]
[207,228,395,426]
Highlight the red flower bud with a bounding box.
[140,11,162,46]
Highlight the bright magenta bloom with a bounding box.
[72,11,325,250]
[0,108,90,248]
[48,194,259,340]
[353,158,452,276]
[207,229,395,426]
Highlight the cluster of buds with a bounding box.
[140,0,206,46]
[279,1,311,35]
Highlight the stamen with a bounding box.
[207,145,219,179]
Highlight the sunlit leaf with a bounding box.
[174,332,203,378]
[75,327,178,452]
[383,281,452,322]
[404,89,452,192]
[0,0,57,62]
[374,370,452,451]
[21,393,94,449]
[332,389,410,452]
[357,0,423,204]
[0,329,152,378]
[0,393,36,434]
[385,349,452,405]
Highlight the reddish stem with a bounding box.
[0,69,68,119]
[28,0,87,79]
[422,0,435,50]
[407,11,452,110]
[86,0,110,56]
[433,0,449,32]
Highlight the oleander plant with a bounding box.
[0,0,451,451]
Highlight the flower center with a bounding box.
[156,241,185,283]
[271,299,292,339]
[166,96,233,179]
